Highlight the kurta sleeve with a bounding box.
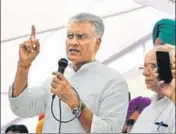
[91,78,128,133]
[8,77,52,117]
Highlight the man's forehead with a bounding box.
[145,50,157,63]
[145,46,171,63]
[146,46,170,57]
[67,22,94,33]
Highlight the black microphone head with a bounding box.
[58,58,68,74]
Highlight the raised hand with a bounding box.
[156,55,176,103]
[19,25,40,68]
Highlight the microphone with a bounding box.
[58,58,68,74]
[50,58,80,133]
[52,58,68,99]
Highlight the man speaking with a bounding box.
[8,13,128,133]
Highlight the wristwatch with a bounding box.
[72,101,86,118]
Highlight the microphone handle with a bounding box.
[52,67,65,99]
[58,67,65,74]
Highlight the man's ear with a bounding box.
[95,38,101,53]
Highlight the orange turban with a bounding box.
[36,114,45,133]
[38,113,45,121]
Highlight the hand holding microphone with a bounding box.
[19,25,40,69]
[50,58,80,109]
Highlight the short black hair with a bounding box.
[5,124,29,133]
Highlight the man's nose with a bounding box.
[142,67,150,76]
[70,36,79,46]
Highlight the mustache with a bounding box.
[68,48,80,52]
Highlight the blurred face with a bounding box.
[66,22,100,65]
[142,49,159,90]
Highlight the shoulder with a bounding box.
[96,62,126,82]
[95,63,128,93]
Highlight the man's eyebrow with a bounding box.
[150,63,156,65]
[145,63,156,66]
[77,33,87,36]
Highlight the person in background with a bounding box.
[152,18,175,47]
[156,49,175,104]
[152,19,175,105]
[5,124,29,133]
[131,45,175,133]
[36,113,45,133]
[122,96,151,133]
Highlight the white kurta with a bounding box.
[8,61,129,133]
[131,94,175,133]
